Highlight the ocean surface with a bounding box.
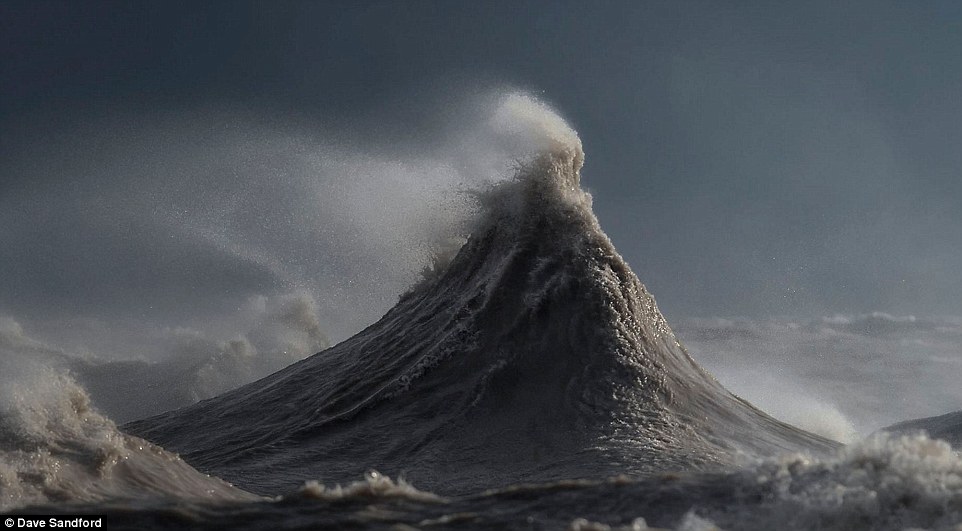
[2,94,961,530]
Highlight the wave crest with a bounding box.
[0,359,256,510]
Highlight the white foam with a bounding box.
[291,470,443,503]
[0,358,256,510]
[728,433,962,529]
[489,91,583,161]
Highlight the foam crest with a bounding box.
[291,470,443,503]
[489,92,584,175]
[491,92,582,156]
[0,358,256,510]
[714,433,962,530]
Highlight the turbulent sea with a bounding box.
[2,94,961,530]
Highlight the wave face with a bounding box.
[125,103,836,495]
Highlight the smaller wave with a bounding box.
[8,433,959,530]
[0,292,329,423]
[481,432,962,530]
[288,470,444,503]
[818,312,936,336]
[722,433,962,530]
[0,359,257,511]
[884,409,962,448]
[568,513,719,531]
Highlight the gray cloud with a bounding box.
[4,2,962,319]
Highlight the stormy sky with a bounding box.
[3,0,962,340]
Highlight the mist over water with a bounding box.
[676,313,962,443]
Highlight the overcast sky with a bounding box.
[3,0,962,330]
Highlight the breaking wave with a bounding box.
[0,293,329,423]
[0,358,257,511]
[125,93,835,496]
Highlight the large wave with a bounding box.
[3,92,960,530]
[125,94,837,495]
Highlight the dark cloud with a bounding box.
[2,0,962,323]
